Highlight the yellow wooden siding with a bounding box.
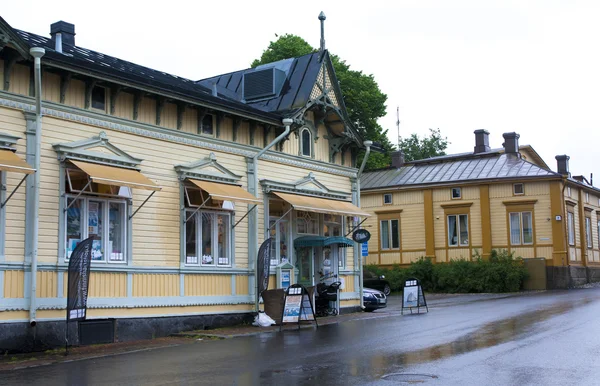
[184,274,230,296]
[4,270,24,298]
[0,311,29,321]
[36,271,57,298]
[365,253,379,265]
[345,246,354,271]
[86,272,127,297]
[114,92,134,120]
[341,275,355,292]
[8,64,29,95]
[64,79,85,109]
[448,248,471,261]
[536,246,554,260]
[42,71,61,103]
[180,106,197,134]
[162,102,177,130]
[512,247,535,259]
[236,121,250,145]
[268,275,276,290]
[403,250,426,264]
[380,251,401,265]
[219,117,233,142]
[236,275,249,295]
[433,186,478,202]
[139,97,156,125]
[402,204,426,250]
[132,273,178,297]
[435,249,446,263]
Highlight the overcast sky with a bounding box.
[3,1,600,182]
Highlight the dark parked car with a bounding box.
[363,287,387,312]
[363,270,391,295]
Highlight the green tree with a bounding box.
[252,34,392,170]
[398,128,449,162]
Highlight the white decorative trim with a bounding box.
[0,93,357,178]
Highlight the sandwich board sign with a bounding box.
[280,284,318,330]
[401,278,428,315]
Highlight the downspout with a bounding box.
[251,118,293,311]
[356,141,372,309]
[29,47,45,326]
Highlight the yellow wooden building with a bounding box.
[361,130,600,290]
[0,14,370,351]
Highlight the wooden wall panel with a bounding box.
[64,79,85,109]
[236,275,249,295]
[139,97,156,125]
[162,102,177,130]
[88,272,127,297]
[536,246,554,260]
[512,247,535,259]
[4,270,24,298]
[36,271,57,298]
[402,204,426,250]
[42,71,61,103]
[380,252,400,265]
[341,275,355,292]
[132,274,178,297]
[114,92,134,120]
[448,248,471,261]
[402,250,426,264]
[180,107,197,134]
[184,274,230,296]
[8,64,29,96]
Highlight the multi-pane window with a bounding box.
[297,210,318,234]
[91,86,106,111]
[269,218,289,266]
[65,197,126,262]
[447,214,469,246]
[380,219,400,250]
[509,212,533,245]
[585,192,590,204]
[451,187,461,199]
[200,114,213,135]
[383,193,392,205]
[301,128,311,157]
[585,216,593,249]
[185,210,230,266]
[567,212,575,246]
[513,183,524,195]
[324,214,345,267]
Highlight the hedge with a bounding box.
[365,250,529,293]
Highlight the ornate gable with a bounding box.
[0,17,31,60]
[174,153,242,184]
[261,172,350,200]
[52,131,142,169]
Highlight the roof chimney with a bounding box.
[50,21,75,53]
[473,129,491,154]
[502,132,520,155]
[391,150,405,168]
[318,12,326,52]
[555,155,570,177]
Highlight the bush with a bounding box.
[365,250,529,293]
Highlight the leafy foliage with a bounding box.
[398,128,449,162]
[252,34,392,170]
[366,250,529,294]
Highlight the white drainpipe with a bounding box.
[28,47,45,326]
[251,118,293,311]
[356,140,372,309]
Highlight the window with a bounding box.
[451,187,461,199]
[297,210,318,234]
[585,216,593,249]
[447,214,469,246]
[200,114,213,135]
[300,128,311,157]
[185,210,231,266]
[65,196,127,262]
[380,219,400,250]
[567,212,575,246]
[324,214,345,268]
[585,192,590,204]
[91,86,106,111]
[383,193,393,205]
[567,187,572,198]
[509,212,533,245]
[513,183,524,195]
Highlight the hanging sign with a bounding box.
[361,243,369,257]
[280,284,318,330]
[66,236,95,321]
[352,229,371,243]
[401,278,428,315]
[256,238,272,299]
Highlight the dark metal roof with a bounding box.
[361,154,560,190]
[12,28,282,124]
[197,52,323,115]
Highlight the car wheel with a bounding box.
[363,308,375,312]
[383,284,391,296]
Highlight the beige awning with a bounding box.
[273,191,371,217]
[0,150,35,174]
[188,179,261,205]
[70,160,161,191]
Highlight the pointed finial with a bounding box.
[319,12,326,52]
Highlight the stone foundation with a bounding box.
[546,265,600,289]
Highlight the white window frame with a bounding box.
[567,211,575,246]
[323,214,346,268]
[585,192,589,204]
[269,216,290,267]
[451,187,462,200]
[509,211,534,246]
[380,218,400,250]
[64,194,128,263]
[585,216,593,249]
[513,183,525,195]
[300,128,312,157]
[383,193,393,205]
[296,210,319,235]
[185,209,232,267]
[567,187,572,198]
[447,214,469,247]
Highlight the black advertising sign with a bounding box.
[352,229,371,243]
[66,236,94,321]
[401,278,428,315]
[280,284,318,330]
[257,238,272,297]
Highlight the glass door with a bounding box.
[297,247,314,287]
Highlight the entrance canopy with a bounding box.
[70,160,160,191]
[273,192,370,218]
[188,179,261,205]
[294,236,354,248]
[0,149,35,174]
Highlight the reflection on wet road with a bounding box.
[3,289,600,386]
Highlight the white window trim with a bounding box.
[323,215,345,268]
[185,208,232,267]
[509,211,534,246]
[447,214,469,247]
[380,218,400,250]
[585,216,593,249]
[300,128,312,157]
[513,183,525,196]
[451,187,462,200]
[383,193,393,205]
[64,194,128,264]
[269,216,290,267]
[567,212,575,246]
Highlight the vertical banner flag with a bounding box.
[257,238,272,297]
[67,236,95,321]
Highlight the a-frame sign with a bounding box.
[280,284,318,331]
[401,278,428,315]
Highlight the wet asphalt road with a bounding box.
[2,289,600,385]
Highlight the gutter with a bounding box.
[356,141,372,310]
[251,118,293,311]
[28,46,45,327]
